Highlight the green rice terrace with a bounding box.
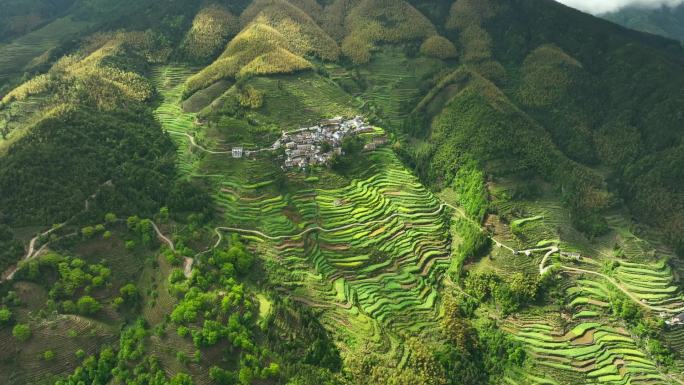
[146,62,684,384]
[4,1,684,384]
[153,64,453,363]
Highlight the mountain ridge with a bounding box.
[602,3,684,42]
[1,1,684,384]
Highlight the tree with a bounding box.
[0,224,23,272]
[341,135,364,155]
[112,297,124,310]
[75,349,86,360]
[176,351,188,364]
[62,300,76,313]
[127,216,140,231]
[77,296,102,315]
[237,85,264,109]
[170,373,195,385]
[168,180,213,220]
[104,212,117,224]
[320,141,333,153]
[43,350,55,361]
[235,250,254,275]
[209,366,238,385]
[12,323,31,341]
[238,366,254,385]
[420,36,458,59]
[508,273,539,302]
[0,115,8,140]
[120,283,139,302]
[262,362,280,378]
[0,307,11,325]
[159,207,169,221]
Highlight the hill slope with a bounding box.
[602,3,684,41]
[2,0,684,384]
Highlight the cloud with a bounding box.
[555,0,684,14]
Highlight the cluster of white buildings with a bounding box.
[228,116,386,169]
[273,116,377,169]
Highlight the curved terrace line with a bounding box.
[163,110,684,315]
[215,203,454,241]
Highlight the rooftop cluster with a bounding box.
[273,116,376,169]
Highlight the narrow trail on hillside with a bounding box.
[150,221,195,278]
[3,225,64,281]
[538,247,560,275]
[0,181,164,283]
[167,130,232,155]
[2,182,110,283]
[151,221,175,252]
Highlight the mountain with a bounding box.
[602,3,684,41]
[1,0,684,384]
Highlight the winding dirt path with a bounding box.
[151,221,175,252]
[3,224,64,281]
[167,130,231,155]
[538,246,560,275]
[150,221,195,278]
[2,180,117,283]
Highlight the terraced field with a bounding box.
[0,313,118,385]
[208,147,452,361]
[559,255,684,313]
[504,314,670,385]
[358,47,445,129]
[0,17,90,85]
[250,74,359,131]
[0,95,49,155]
[222,149,449,317]
[152,66,203,176]
[149,63,684,381]
[489,187,684,384]
[520,273,677,384]
[150,66,453,361]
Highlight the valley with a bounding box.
[145,61,684,384]
[1,0,684,384]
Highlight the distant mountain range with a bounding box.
[602,3,684,41]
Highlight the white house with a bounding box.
[666,313,684,326]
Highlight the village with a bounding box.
[231,116,386,170]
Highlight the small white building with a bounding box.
[666,313,684,326]
[232,147,243,158]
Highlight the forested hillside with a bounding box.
[0,0,77,41]
[2,0,684,384]
[603,4,684,41]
